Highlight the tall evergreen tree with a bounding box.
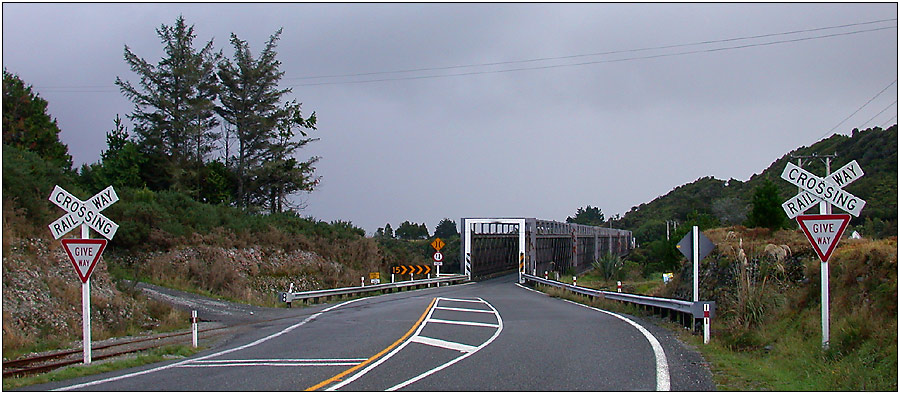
[217,29,319,212]
[434,218,459,238]
[257,100,318,213]
[566,205,605,226]
[2,70,73,170]
[115,15,221,195]
[97,115,146,189]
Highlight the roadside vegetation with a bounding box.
[2,13,895,390]
[2,344,201,391]
[541,226,897,391]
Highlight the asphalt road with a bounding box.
[29,275,714,391]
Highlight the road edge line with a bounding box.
[515,283,671,391]
[558,298,671,391]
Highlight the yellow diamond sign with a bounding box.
[431,238,445,251]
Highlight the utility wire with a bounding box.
[34,19,897,93]
[860,100,898,129]
[882,115,898,128]
[285,17,898,81]
[287,25,897,87]
[817,79,897,141]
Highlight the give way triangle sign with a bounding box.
[61,239,108,283]
[796,214,851,262]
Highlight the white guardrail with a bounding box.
[522,273,715,343]
[279,274,468,306]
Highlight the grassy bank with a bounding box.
[2,345,201,390]
[538,233,897,391]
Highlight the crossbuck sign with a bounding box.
[48,185,119,240]
[780,160,865,218]
[780,158,865,351]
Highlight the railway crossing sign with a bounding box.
[48,185,120,239]
[780,160,865,218]
[47,184,119,365]
[796,214,851,262]
[61,239,108,283]
[780,157,865,351]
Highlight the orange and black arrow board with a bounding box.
[391,265,432,275]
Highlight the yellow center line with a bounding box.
[305,297,437,391]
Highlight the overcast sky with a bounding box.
[3,3,897,235]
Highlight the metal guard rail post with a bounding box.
[522,273,715,332]
[279,274,468,305]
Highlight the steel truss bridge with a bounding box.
[460,218,633,279]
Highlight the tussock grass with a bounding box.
[537,231,897,391]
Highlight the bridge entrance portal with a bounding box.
[461,218,633,281]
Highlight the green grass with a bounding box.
[561,270,666,295]
[2,344,202,390]
[533,281,897,391]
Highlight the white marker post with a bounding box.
[692,226,699,303]
[80,223,91,364]
[191,310,198,348]
[703,303,711,344]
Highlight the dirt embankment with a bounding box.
[2,227,374,359]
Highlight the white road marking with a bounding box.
[180,358,366,367]
[409,335,478,353]
[515,283,671,391]
[438,297,484,303]
[179,362,361,367]
[426,318,500,328]
[385,297,503,391]
[326,297,503,392]
[52,298,365,391]
[190,358,366,363]
[433,306,494,313]
[559,299,671,391]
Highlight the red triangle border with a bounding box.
[796,214,851,262]
[61,238,108,283]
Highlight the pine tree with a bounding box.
[217,29,319,212]
[98,115,146,189]
[115,16,221,195]
[434,218,459,238]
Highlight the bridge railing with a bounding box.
[279,275,468,306]
[522,273,715,338]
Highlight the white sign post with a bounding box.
[48,185,119,364]
[780,160,864,349]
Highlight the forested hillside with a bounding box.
[618,125,897,244]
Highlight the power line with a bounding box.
[860,100,898,129]
[817,79,897,141]
[34,19,897,93]
[882,115,898,128]
[287,25,896,87]
[285,18,898,81]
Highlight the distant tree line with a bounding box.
[376,218,458,240]
[76,16,320,214]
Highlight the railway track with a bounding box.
[2,325,225,378]
[2,310,335,378]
